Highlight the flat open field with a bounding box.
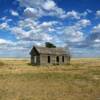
[0,58,100,100]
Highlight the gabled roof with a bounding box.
[30,46,70,55]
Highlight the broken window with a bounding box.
[62,56,64,62]
[56,56,59,63]
[48,56,50,63]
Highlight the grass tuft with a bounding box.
[0,61,5,66]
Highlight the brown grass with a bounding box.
[0,61,5,66]
[0,58,99,100]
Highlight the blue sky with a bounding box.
[0,0,100,58]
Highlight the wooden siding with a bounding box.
[30,46,71,65]
[39,54,69,65]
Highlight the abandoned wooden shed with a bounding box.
[30,46,70,65]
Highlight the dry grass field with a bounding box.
[0,58,100,100]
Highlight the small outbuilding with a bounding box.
[30,46,70,65]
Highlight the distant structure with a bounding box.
[30,46,71,65]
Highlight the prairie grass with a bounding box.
[0,61,5,66]
[0,58,99,100]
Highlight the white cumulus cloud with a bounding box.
[0,22,9,30]
[92,24,100,33]
[96,10,100,18]
[10,10,19,16]
[24,7,39,18]
[43,0,56,10]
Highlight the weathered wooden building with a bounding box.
[30,46,70,65]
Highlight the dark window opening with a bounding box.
[48,56,50,63]
[62,56,64,62]
[56,56,59,63]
